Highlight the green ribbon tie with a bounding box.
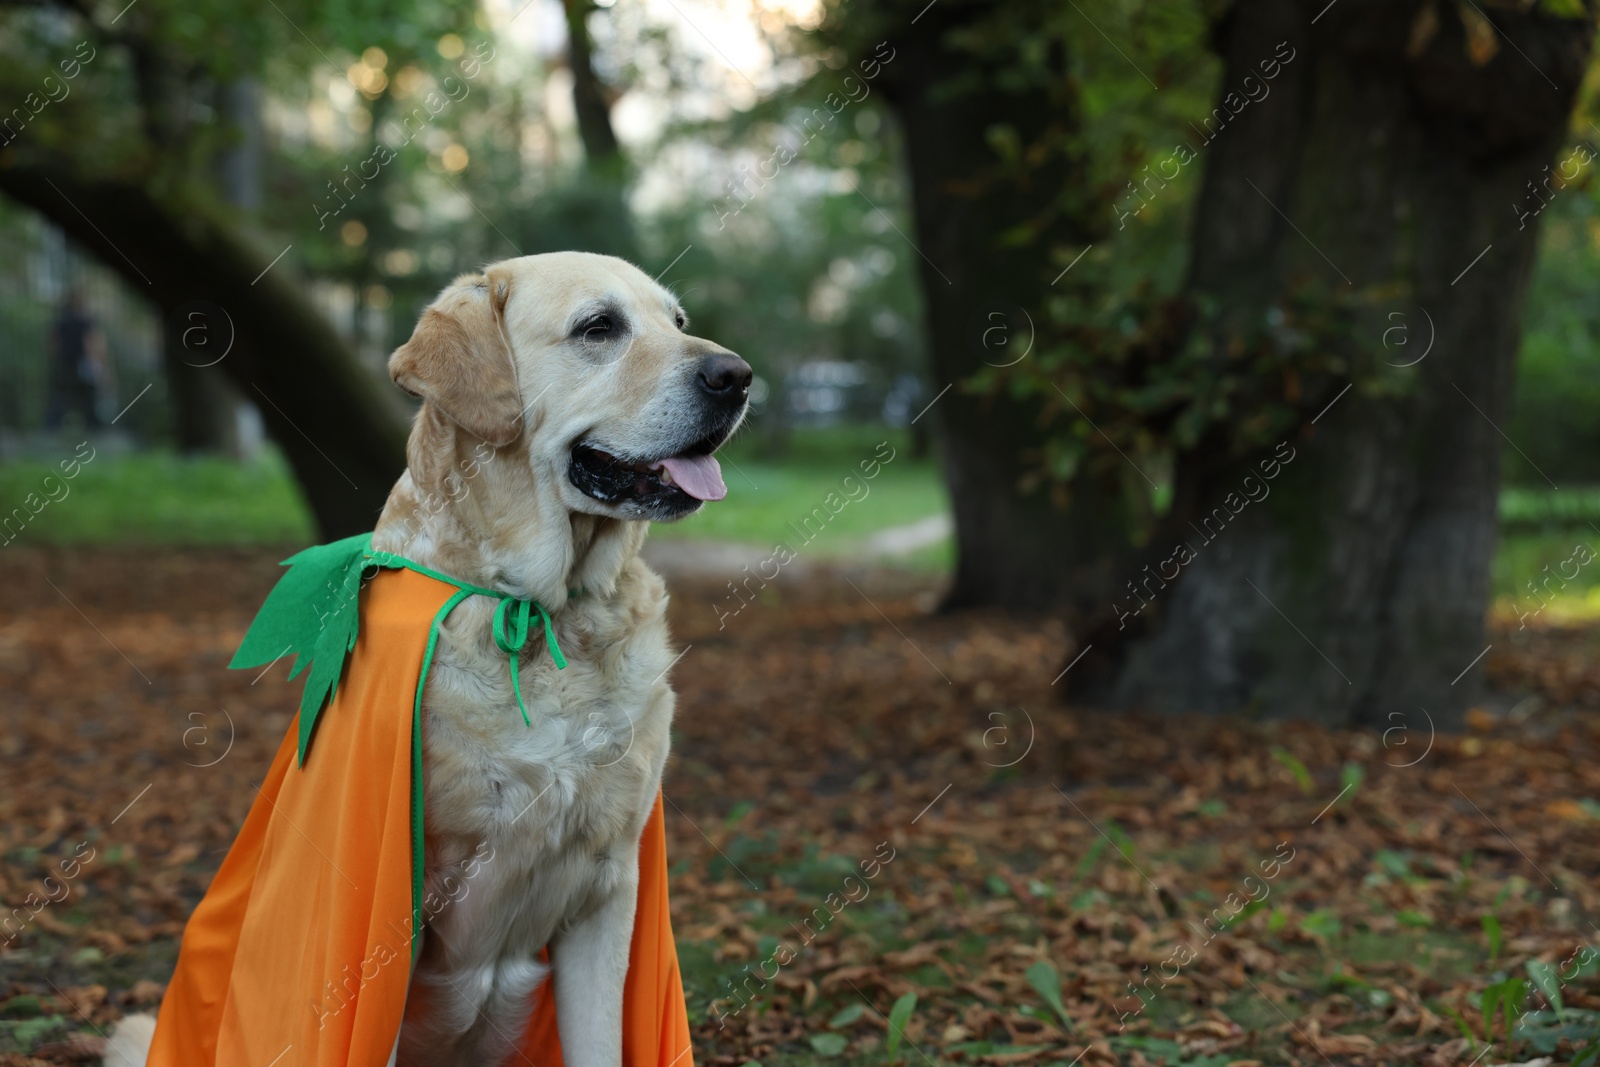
[492,595,569,725]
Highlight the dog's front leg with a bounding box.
[550,858,640,1067]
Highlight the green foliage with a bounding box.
[1527,958,1564,1018]
[1373,850,1413,881]
[1070,818,1141,893]
[1107,1035,1239,1067]
[1481,913,1503,961]
[808,1032,848,1057]
[884,992,917,1065]
[0,996,41,1019]
[1106,821,1139,863]
[1500,487,1600,527]
[1024,960,1074,1031]
[993,271,1372,524]
[1517,1009,1600,1066]
[1480,975,1530,1044]
[1271,747,1315,795]
[640,12,933,448]
[1320,963,1376,996]
[1507,197,1600,484]
[938,0,1366,520]
[724,800,756,829]
[827,1003,864,1028]
[0,1015,65,1054]
[0,0,479,179]
[1220,896,1268,931]
[1298,908,1341,941]
[1445,1005,1478,1048]
[2,0,939,471]
[812,0,1277,523]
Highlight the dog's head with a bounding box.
[389,252,750,522]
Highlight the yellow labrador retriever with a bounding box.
[378,252,748,1065]
[107,252,749,1067]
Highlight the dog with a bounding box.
[108,252,750,1067]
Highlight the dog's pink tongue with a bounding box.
[659,454,727,501]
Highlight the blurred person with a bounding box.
[44,286,110,431]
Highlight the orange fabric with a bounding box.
[150,568,695,1067]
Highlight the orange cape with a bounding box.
[150,545,693,1066]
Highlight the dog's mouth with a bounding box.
[568,432,730,517]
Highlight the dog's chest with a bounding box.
[415,579,675,944]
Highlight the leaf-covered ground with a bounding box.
[2,546,1600,1066]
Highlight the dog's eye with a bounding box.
[576,314,614,342]
[674,311,687,330]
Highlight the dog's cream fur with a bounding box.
[109,252,746,1067]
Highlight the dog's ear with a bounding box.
[389,268,523,447]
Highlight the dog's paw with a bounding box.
[103,1013,158,1067]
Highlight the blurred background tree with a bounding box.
[821,0,1597,725]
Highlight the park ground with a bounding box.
[3,431,1600,1066]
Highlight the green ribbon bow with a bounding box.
[492,595,568,725]
[230,533,570,765]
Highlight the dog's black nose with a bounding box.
[697,352,753,401]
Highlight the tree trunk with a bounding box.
[562,0,622,172]
[0,168,409,537]
[160,78,266,457]
[1100,0,1592,727]
[160,346,238,453]
[880,0,1134,615]
[217,79,264,213]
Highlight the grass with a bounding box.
[0,447,315,546]
[0,427,951,557]
[649,426,948,556]
[3,434,1600,601]
[1490,529,1600,623]
[1500,486,1600,528]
